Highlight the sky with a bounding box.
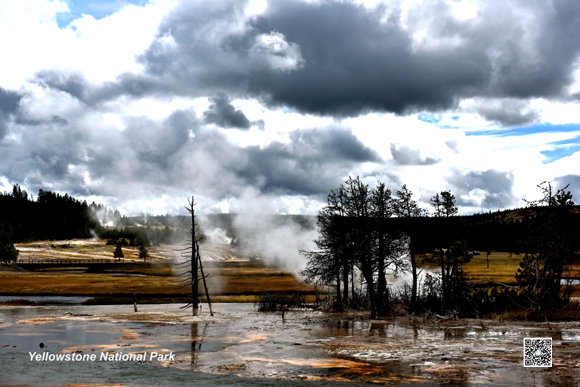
[1,0,580,216]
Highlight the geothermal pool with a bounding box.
[1,303,579,386]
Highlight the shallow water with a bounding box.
[1,303,579,386]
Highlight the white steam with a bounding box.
[204,227,232,245]
[231,214,317,276]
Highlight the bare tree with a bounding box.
[394,185,426,311]
[516,182,578,317]
[302,177,410,317]
[430,190,460,311]
[183,197,200,316]
[301,186,348,309]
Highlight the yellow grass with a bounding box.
[0,272,184,295]
[419,252,580,296]
[463,252,525,284]
[1,240,316,298]
[9,240,577,299]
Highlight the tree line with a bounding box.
[301,177,580,320]
[0,184,184,264]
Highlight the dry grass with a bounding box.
[420,252,580,297]
[0,266,314,297]
[462,252,524,284]
[1,240,316,298]
[421,252,580,284]
[13,240,579,300]
[15,239,171,262]
[0,272,184,295]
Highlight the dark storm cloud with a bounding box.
[390,144,439,165]
[246,0,491,115]
[449,169,515,209]
[0,87,22,139]
[105,0,579,117]
[29,1,580,118]
[203,93,251,129]
[135,0,254,95]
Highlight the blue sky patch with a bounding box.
[57,0,147,29]
[540,135,580,163]
[467,123,580,137]
[417,113,442,124]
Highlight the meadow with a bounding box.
[0,239,315,303]
[2,240,579,302]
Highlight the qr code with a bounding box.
[523,338,552,367]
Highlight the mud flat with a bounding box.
[1,303,579,386]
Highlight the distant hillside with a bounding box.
[467,206,580,224]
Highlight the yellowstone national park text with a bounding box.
[29,351,175,362]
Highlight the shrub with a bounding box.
[255,292,306,312]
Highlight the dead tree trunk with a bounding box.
[197,242,213,316]
[185,197,199,316]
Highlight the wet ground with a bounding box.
[1,303,580,386]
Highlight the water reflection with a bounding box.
[369,322,387,338]
[191,322,198,366]
[190,322,209,366]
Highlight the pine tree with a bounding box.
[0,223,19,264]
[114,241,124,259]
[139,245,148,261]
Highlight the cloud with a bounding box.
[554,174,580,203]
[472,98,541,127]
[26,0,580,119]
[449,169,515,210]
[0,87,22,139]
[3,0,580,218]
[203,92,251,129]
[390,143,439,165]
[236,126,382,195]
[90,0,580,117]
[1,85,383,212]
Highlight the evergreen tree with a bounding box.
[139,245,148,261]
[0,223,19,264]
[114,241,124,259]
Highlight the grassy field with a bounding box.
[420,252,526,284]
[0,240,316,301]
[420,251,580,296]
[3,240,579,301]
